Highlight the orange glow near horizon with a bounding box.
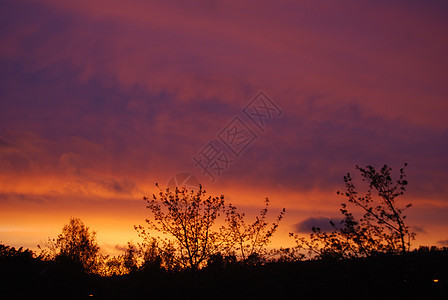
[1,176,447,256]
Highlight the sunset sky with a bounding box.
[1,0,448,255]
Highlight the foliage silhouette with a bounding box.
[40,217,100,272]
[136,240,164,272]
[135,184,231,270]
[123,242,139,272]
[291,163,415,259]
[226,198,285,264]
[135,184,285,270]
[0,243,34,260]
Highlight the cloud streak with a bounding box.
[293,216,343,233]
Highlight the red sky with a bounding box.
[1,0,448,254]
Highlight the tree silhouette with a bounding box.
[292,164,415,259]
[135,184,232,270]
[137,240,164,271]
[135,184,285,270]
[0,243,34,260]
[40,217,100,272]
[226,198,285,263]
[123,242,139,272]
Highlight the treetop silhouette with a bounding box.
[291,163,415,259]
[39,217,100,272]
[135,184,285,270]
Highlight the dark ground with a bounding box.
[1,249,447,300]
